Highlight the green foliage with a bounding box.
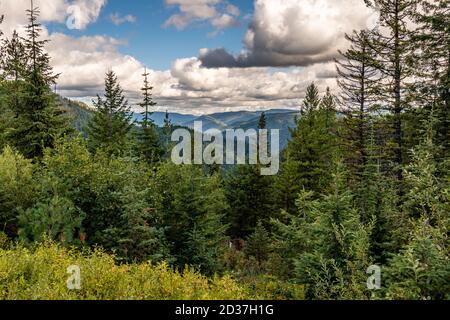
[152,163,228,274]
[379,117,450,300]
[4,5,70,159]
[0,146,35,237]
[18,196,85,245]
[135,69,162,164]
[224,165,275,238]
[0,242,252,300]
[380,219,449,300]
[245,221,271,268]
[273,162,373,299]
[276,83,337,213]
[86,71,132,156]
[0,1,449,301]
[35,137,169,263]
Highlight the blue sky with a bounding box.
[47,0,254,70]
[2,0,373,114]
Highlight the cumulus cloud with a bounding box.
[0,0,106,34]
[66,0,106,30]
[47,33,177,102]
[109,12,136,26]
[163,0,240,31]
[200,0,376,68]
[0,0,343,114]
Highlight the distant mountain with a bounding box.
[57,96,93,135]
[229,111,299,150]
[132,112,197,127]
[180,109,299,149]
[60,97,299,149]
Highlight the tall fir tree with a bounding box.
[336,30,378,185]
[412,0,450,156]
[275,83,337,213]
[86,71,132,156]
[136,68,161,164]
[7,1,69,159]
[364,0,418,188]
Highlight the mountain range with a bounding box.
[59,97,299,150]
[133,109,299,149]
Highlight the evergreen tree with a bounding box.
[381,114,449,299]
[224,164,275,238]
[412,0,450,155]
[273,161,373,299]
[136,68,161,164]
[364,0,418,188]
[7,2,69,158]
[1,31,28,82]
[258,112,267,129]
[152,163,228,274]
[336,30,378,184]
[1,31,27,122]
[276,83,337,213]
[86,71,132,156]
[245,220,271,269]
[18,196,85,246]
[162,110,173,158]
[301,82,321,115]
[103,184,170,263]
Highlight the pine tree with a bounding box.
[224,164,275,238]
[276,83,337,213]
[152,163,228,274]
[162,110,173,158]
[245,220,271,268]
[136,68,161,164]
[1,31,28,82]
[258,112,267,129]
[18,196,85,246]
[301,82,321,115]
[336,30,378,184]
[364,0,418,188]
[412,0,450,156]
[273,161,373,299]
[7,1,69,158]
[103,184,170,263]
[86,71,132,156]
[1,31,28,118]
[381,114,449,299]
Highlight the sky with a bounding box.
[0,0,378,115]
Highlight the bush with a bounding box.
[0,242,250,300]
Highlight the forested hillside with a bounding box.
[0,0,448,300]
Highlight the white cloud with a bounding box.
[0,0,344,115]
[200,0,376,68]
[163,0,240,31]
[66,0,106,30]
[0,0,106,34]
[109,12,136,26]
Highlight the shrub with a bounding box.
[0,242,253,300]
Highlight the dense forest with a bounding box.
[0,0,448,300]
